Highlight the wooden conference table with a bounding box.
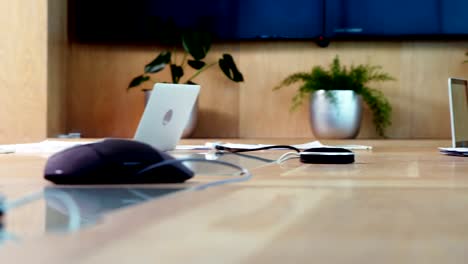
[0,139,467,263]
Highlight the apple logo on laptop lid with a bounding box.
[133,83,200,151]
[163,109,173,126]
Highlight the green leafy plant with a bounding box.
[128,31,244,89]
[273,56,395,137]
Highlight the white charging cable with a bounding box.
[137,158,252,191]
[276,151,301,164]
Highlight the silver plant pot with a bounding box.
[309,90,362,139]
[144,89,198,138]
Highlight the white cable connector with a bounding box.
[276,152,300,164]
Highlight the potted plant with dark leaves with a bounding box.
[274,56,395,138]
[128,30,244,137]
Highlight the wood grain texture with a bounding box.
[1,140,468,264]
[47,0,68,137]
[240,41,468,139]
[67,43,241,138]
[1,2,467,140]
[65,40,468,139]
[0,0,48,143]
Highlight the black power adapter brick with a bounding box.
[300,147,355,164]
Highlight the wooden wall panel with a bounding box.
[66,40,468,139]
[67,43,241,138]
[239,41,468,139]
[47,0,68,137]
[400,42,467,138]
[0,0,48,143]
[67,44,163,138]
[0,2,466,140]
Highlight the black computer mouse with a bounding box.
[44,138,194,184]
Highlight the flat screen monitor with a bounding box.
[71,0,324,42]
[448,78,468,148]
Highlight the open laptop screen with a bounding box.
[448,78,468,148]
[134,83,200,151]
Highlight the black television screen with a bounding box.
[71,0,468,43]
[72,0,325,42]
[325,0,441,37]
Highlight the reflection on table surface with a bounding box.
[0,195,4,245]
[5,140,468,263]
[0,150,276,245]
[44,187,187,233]
[1,187,186,245]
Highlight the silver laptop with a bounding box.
[134,83,200,151]
[448,78,468,148]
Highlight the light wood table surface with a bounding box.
[1,139,468,263]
